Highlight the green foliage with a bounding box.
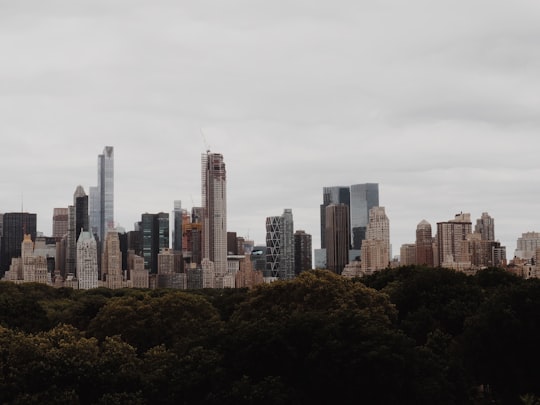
[0,267,538,404]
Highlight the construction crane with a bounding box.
[200,128,211,154]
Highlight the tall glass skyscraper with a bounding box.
[98,146,114,245]
[201,152,227,277]
[350,183,379,250]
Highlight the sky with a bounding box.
[1,0,540,257]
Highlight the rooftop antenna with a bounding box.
[200,128,211,154]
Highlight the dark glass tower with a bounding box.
[320,186,350,249]
[141,212,169,273]
[0,212,37,275]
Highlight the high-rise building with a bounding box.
[52,208,69,240]
[400,243,417,266]
[201,152,227,277]
[325,204,350,274]
[265,209,295,280]
[65,205,77,276]
[88,186,99,237]
[93,146,114,245]
[320,186,350,249]
[77,231,98,290]
[475,212,495,241]
[173,200,183,252]
[350,183,379,250]
[294,230,312,275]
[436,213,472,265]
[514,232,540,260]
[102,230,123,289]
[361,207,391,273]
[0,213,37,275]
[141,212,170,273]
[74,185,89,241]
[415,220,434,266]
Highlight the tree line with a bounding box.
[1,267,539,404]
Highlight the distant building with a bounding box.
[475,212,495,241]
[265,209,295,280]
[325,204,350,275]
[77,231,98,290]
[436,213,472,266]
[400,243,417,266]
[201,152,227,278]
[172,200,183,252]
[102,230,124,289]
[350,183,379,250]
[415,220,434,266]
[320,186,350,249]
[361,207,390,274]
[0,212,37,275]
[52,208,69,240]
[514,232,540,260]
[141,212,169,273]
[294,230,312,275]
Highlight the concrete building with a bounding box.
[77,231,98,290]
[102,230,124,289]
[361,207,391,274]
[325,204,350,275]
[475,212,495,241]
[400,243,417,266]
[436,213,472,266]
[416,220,434,266]
[52,208,69,240]
[514,232,540,260]
[201,152,227,278]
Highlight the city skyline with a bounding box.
[2,1,540,255]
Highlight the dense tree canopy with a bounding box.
[0,267,539,404]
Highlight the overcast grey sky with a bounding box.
[1,0,540,256]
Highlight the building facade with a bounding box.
[325,204,350,275]
[294,230,312,275]
[77,231,98,290]
[350,183,379,250]
[201,152,227,277]
[265,209,295,280]
[0,212,37,275]
[360,206,390,273]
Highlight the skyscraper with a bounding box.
[361,207,390,273]
[201,152,227,277]
[0,213,37,275]
[350,183,379,250]
[173,200,182,252]
[265,209,295,280]
[141,212,169,273]
[77,231,98,290]
[102,230,123,289]
[415,219,434,266]
[294,230,312,275]
[436,213,472,265]
[325,204,350,274]
[320,186,350,249]
[52,208,69,240]
[96,146,114,245]
[475,212,495,241]
[74,185,89,241]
